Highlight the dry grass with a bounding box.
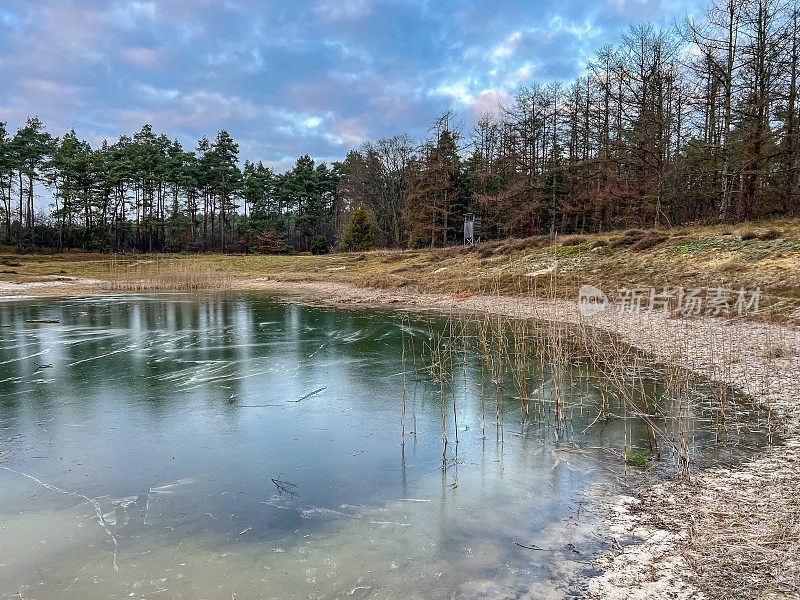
[105,257,238,291]
[1,218,800,320]
[628,442,800,600]
[629,232,669,252]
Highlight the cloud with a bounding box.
[122,46,163,69]
[135,84,181,102]
[314,0,372,22]
[331,117,370,145]
[491,31,522,63]
[468,89,513,117]
[606,0,651,12]
[111,1,157,26]
[0,0,705,168]
[21,79,83,95]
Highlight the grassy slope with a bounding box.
[2,218,799,320]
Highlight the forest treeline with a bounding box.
[1,0,798,253]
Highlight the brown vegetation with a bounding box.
[2,218,800,321]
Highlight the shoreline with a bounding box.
[2,277,799,599]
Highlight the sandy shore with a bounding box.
[2,276,799,599]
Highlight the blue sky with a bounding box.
[0,0,702,170]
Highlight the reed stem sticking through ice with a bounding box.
[399,302,760,477]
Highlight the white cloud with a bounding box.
[122,46,162,69]
[112,1,157,26]
[21,79,82,95]
[331,117,369,145]
[432,79,512,117]
[434,79,477,105]
[314,0,372,22]
[468,89,512,116]
[135,84,180,102]
[490,31,522,63]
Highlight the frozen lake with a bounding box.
[0,294,769,599]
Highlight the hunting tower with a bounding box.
[463,213,481,245]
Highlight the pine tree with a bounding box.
[11,116,55,249]
[209,130,240,250]
[341,204,374,251]
[0,122,14,243]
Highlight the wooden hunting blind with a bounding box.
[464,213,481,245]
